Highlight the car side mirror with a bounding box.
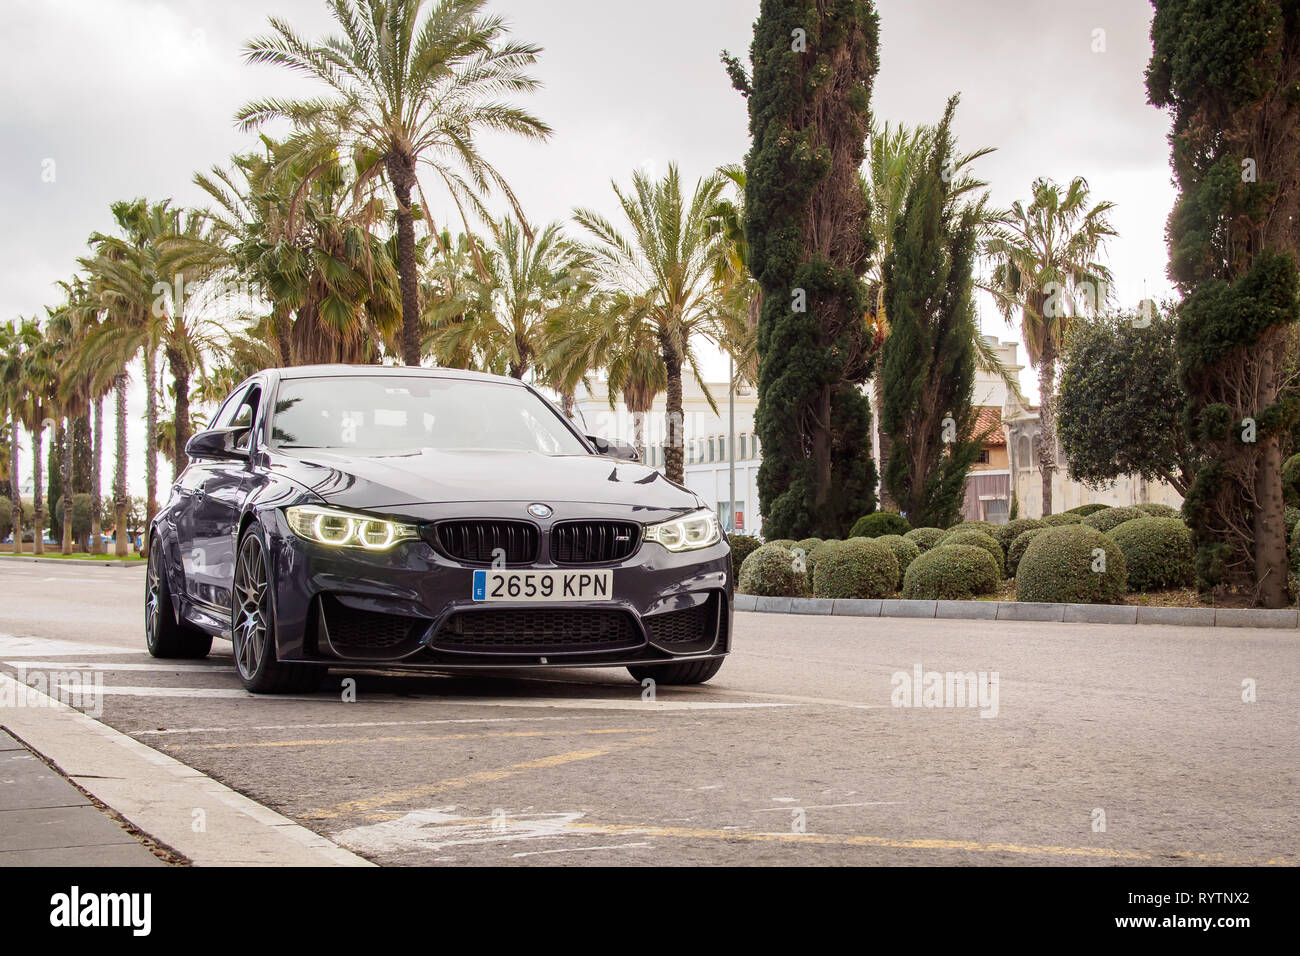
[186,427,250,461]
[587,435,640,462]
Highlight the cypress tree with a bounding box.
[1147,0,1300,605]
[880,98,984,529]
[726,0,881,538]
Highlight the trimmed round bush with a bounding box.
[902,544,999,600]
[1110,517,1194,591]
[849,511,911,538]
[994,517,1047,556]
[806,539,843,581]
[1066,503,1109,516]
[811,538,898,600]
[764,538,796,549]
[738,544,801,596]
[1007,527,1048,577]
[1082,505,1146,534]
[728,534,762,579]
[952,520,997,537]
[904,527,945,552]
[1291,519,1300,573]
[873,534,920,588]
[939,530,1004,577]
[1015,524,1127,604]
[1135,502,1181,519]
[794,537,824,558]
[1283,453,1300,506]
[1042,512,1084,526]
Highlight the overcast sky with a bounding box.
[1,0,1174,497]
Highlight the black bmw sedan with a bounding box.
[146,365,732,693]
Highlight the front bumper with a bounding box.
[262,507,732,670]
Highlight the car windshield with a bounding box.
[270,375,589,457]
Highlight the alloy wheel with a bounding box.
[233,535,270,680]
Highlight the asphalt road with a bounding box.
[0,559,1295,866]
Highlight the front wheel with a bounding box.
[232,526,325,694]
[627,657,724,686]
[146,537,212,659]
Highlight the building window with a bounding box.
[739,435,748,460]
[981,497,1009,524]
[976,449,991,465]
[708,437,716,463]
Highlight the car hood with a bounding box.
[273,448,701,514]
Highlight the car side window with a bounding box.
[212,385,250,430]
[228,388,262,452]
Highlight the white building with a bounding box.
[570,334,1183,532]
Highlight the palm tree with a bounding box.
[13,319,55,554]
[986,176,1117,514]
[0,322,24,551]
[425,217,589,379]
[574,165,729,483]
[545,291,667,461]
[191,141,402,367]
[237,0,551,366]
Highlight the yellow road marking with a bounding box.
[562,823,1292,865]
[168,727,654,751]
[303,735,656,820]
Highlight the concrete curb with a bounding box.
[0,673,374,866]
[0,556,144,567]
[736,597,1298,629]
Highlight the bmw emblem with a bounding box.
[527,503,553,519]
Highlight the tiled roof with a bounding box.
[974,405,1006,445]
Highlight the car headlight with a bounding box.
[284,505,419,551]
[643,507,721,552]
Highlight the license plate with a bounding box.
[472,569,613,602]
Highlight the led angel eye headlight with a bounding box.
[285,505,417,550]
[644,507,721,553]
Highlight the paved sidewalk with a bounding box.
[0,729,164,866]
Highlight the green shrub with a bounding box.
[764,538,796,549]
[1065,503,1108,516]
[939,530,1004,577]
[794,537,824,558]
[806,539,843,581]
[952,519,997,537]
[1291,519,1300,574]
[873,534,920,588]
[811,538,898,599]
[1042,512,1084,526]
[1081,505,1146,534]
[849,511,911,538]
[1007,527,1048,577]
[901,544,1000,600]
[738,544,802,596]
[1286,505,1300,535]
[903,527,945,552]
[1283,453,1300,506]
[0,496,11,536]
[728,534,762,580]
[1015,524,1127,604]
[994,517,1047,556]
[1134,502,1181,520]
[1110,517,1194,591]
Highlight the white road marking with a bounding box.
[6,660,231,673]
[752,801,902,812]
[0,635,137,657]
[335,808,586,854]
[511,841,651,858]
[132,716,591,736]
[68,685,796,710]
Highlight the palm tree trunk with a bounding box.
[661,334,684,484]
[31,422,44,555]
[90,394,103,555]
[388,156,421,367]
[873,374,894,510]
[168,346,191,478]
[144,339,158,536]
[114,373,128,558]
[1036,356,1056,516]
[59,418,73,554]
[9,418,20,553]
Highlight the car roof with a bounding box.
[269,364,526,386]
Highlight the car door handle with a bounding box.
[193,482,207,499]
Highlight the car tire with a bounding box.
[627,656,724,685]
[146,536,213,659]
[232,524,326,695]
